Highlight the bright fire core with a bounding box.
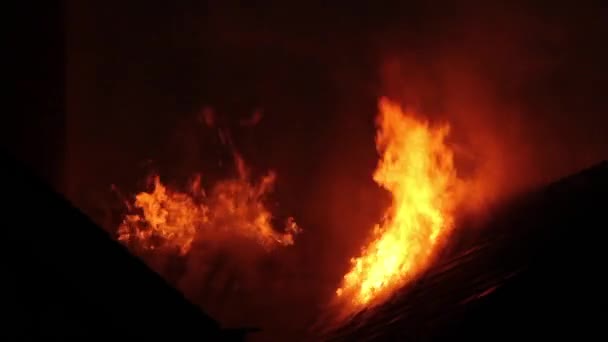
[336,97,461,311]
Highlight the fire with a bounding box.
[118,152,300,256]
[336,97,462,312]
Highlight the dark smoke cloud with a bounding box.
[68,2,607,340]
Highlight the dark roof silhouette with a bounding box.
[326,160,608,341]
[2,151,253,340]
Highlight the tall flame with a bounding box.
[336,97,461,312]
[118,152,300,256]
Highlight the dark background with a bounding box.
[7,1,608,340]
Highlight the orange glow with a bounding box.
[336,97,462,313]
[118,152,300,255]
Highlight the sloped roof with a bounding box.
[327,161,607,340]
[2,152,247,340]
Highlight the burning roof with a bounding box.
[324,161,607,340]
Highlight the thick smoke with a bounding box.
[68,2,606,341]
[376,2,608,208]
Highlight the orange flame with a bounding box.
[336,97,462,313]
[118,153,300,255]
